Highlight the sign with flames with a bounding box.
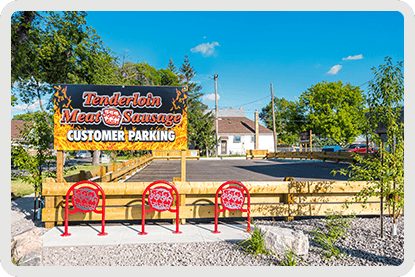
[54,84,187,150]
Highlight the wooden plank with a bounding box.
[42,180,370,196]
[43,201,384,223]
[52,193,374,207]
[44,196,55,228]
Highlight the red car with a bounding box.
[340,144,378,153]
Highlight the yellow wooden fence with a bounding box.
[265,151,372,163]
[152,150,200,160]
[246,150,269,159]
[63,154,154,183]
[41,180,382,228]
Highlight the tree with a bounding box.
[299,81,366,146]
[12,11,117,116]
[12,11,119,167]
[334,57,404,236]
[179,55,216,150]
[11,111,54,219]
[11,11,37,84]
[260,97,306,145]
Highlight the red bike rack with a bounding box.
[212,181,252,234]
[61,180,107,237]
[139,180,182,235]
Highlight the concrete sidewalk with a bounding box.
[42,223,252,247]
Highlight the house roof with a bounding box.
[205,108,246,118]
[214,117,273,135]
[11,120,32,140]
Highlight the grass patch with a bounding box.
[11,177,34,200]
[11,161,114,200]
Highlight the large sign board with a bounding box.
[54,85,187,150]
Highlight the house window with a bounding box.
[251,136,255,142]
[234,136,241,143]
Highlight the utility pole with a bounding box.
[271,83,277,154]
[214,74,219,157]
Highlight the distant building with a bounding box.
[11,120,30,142]
[206,108,274,155]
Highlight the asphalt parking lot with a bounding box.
[127,158,351,182]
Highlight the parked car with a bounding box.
[100,153,111,163]
[339,144,377,153]
[321,145,342,152]
[349,144,378,153]
[76,150,92,158]
[338,144,359,152]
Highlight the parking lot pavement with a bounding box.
[127,159,351,182]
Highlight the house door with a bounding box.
[221,140,227,155]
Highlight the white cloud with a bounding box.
[191,42,220,57]
[326,64,343,75]
[11,99,41,113]
[203,93,220,102]
[342,54,363,61]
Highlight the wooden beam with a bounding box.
[56,150,64,183]
[181,150,186,182]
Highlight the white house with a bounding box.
[207,108,274,155]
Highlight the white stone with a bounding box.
[257,225,309,256]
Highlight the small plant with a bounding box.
[279,246,299,266]
[312,211,355,259]
[238,221,272,257]
[325,211,355,241]
[11,256,25,266]
[312,229,343,259]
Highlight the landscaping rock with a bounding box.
[257,225,309,257]
[11,227,43,263]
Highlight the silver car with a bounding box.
[76,150,92,158]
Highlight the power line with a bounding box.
[213,78,373,111]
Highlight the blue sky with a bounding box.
[11,11,404,123]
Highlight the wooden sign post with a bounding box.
[57,150,64,183]
[181,150,186,182]
[299,130,312,152]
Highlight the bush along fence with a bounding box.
[41,180,384,228]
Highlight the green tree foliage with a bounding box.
[11,111,54,217]
[179,55,216,150]
[11,11,117,113]
[334,57,404,231]
[116,62,180,87]
[13,112,40,121]
[299,81,365,146]
[259,97,306,145]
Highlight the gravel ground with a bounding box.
[38,216,404,266]
[256,215,404,266]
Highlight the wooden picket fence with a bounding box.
[41,180,382,228]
